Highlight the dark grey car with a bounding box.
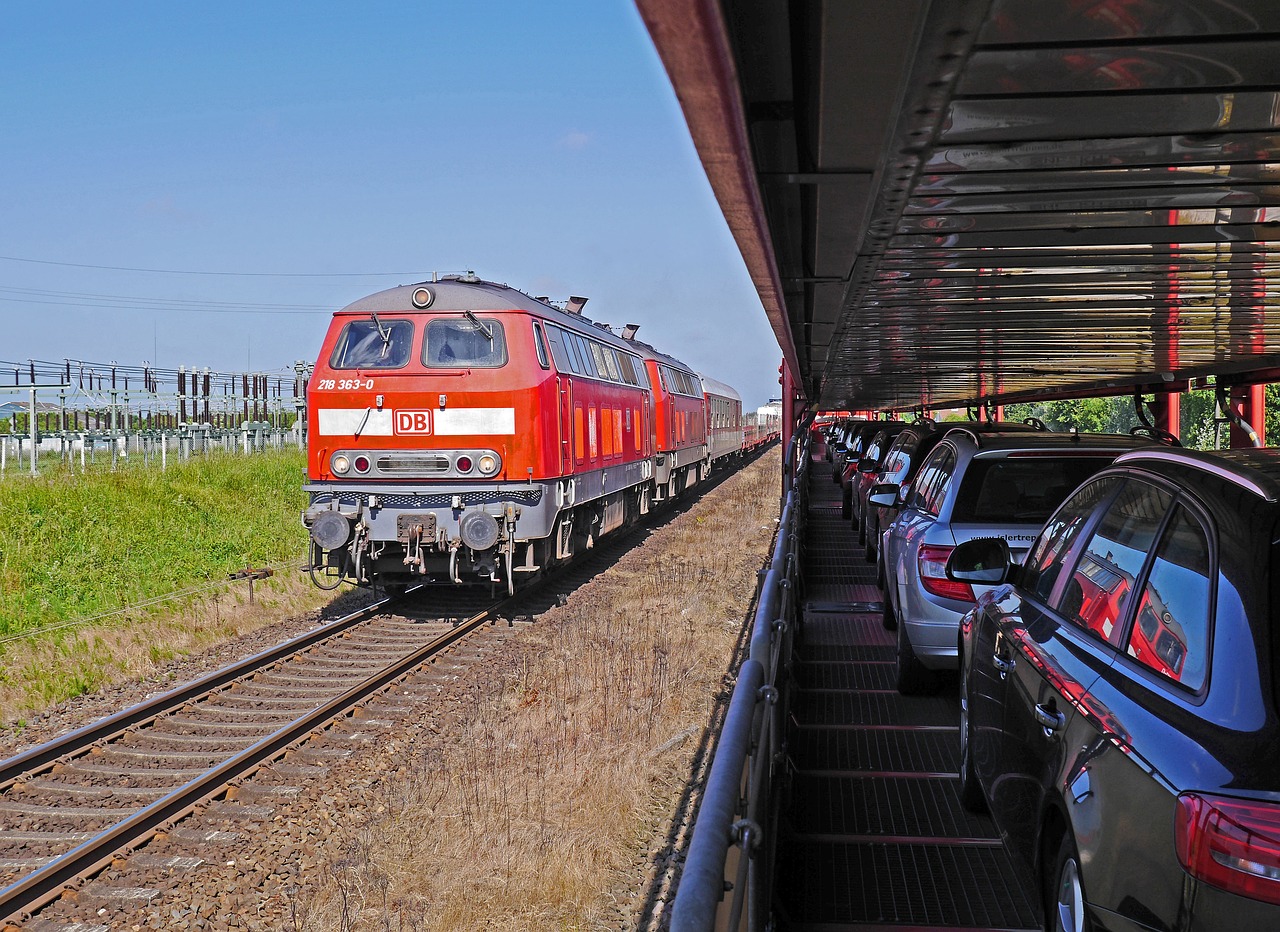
[953,446,1280,932]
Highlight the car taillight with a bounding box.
[918,544,975,602]
[1177,793,1280,905]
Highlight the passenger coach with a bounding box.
[302,274,733,593]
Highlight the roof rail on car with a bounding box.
[1128,425,1181,446]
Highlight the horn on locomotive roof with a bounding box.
[565,296,589,314]
[622,323,639,340]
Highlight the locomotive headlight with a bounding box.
[331,453,352,474]
[477,453,501,476]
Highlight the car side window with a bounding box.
[1055,481,1174,645]
[1125,505,1211,690]
[884,434,917,482]
[1023,477,1122,604]
[917,447,956,516]
[906,447,945,511]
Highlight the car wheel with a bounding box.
[957,654,986,812]
[894,612,937,695]
[863,518,876,563]
[841,485,851,518]
[1047,833,1091,932]
[875,549,885,590]
[881,584,897,630]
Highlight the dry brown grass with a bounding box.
[294,451,781,930]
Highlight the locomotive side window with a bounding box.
[543,325,575,373]
[573,335,598,377]
[617,353,638,385]
[601,347,622,382]
[330,318,414,369]
[564,334,585,375]
[532,321,550,369]
[631,357,650,389]
[589,342,610,379]
[423,318,508,368]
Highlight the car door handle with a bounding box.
[992,654,1015,679]
[1034,703,1066,737]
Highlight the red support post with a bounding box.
[1151,391,1181,440]
[781,363,796,453]
[1230,384,1266,448]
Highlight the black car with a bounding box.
[951,447,1280,932]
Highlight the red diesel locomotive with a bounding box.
[302,274,764,592]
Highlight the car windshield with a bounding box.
[423,317,508,368]
[330,318,414,369]
[953,456,1114,523]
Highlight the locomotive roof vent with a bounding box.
[622,323,639,340]
[429,269,480,283]
[565,295,589,314]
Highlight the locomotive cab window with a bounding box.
[330,318,414,369]
[532,321,550,369]
[424,318,508,368]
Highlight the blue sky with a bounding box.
[0,2,781,408]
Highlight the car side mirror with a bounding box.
[868,483,900,508]
[858,456,877,473]
[947,537,1013,585]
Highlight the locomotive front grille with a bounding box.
[376,453,451,474]
[309,488,545,509]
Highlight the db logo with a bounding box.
[394,410,432,434]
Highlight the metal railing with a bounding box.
[672,425,810,931]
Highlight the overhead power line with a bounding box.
[0,254,425,277]
[0,285,330,315]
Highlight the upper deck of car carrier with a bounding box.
[639,2,1280,929]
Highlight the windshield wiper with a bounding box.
[464,309,494,342]
[370,312,393,358]
[352,406,372,439]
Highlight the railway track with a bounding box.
[0,445,775,928]
[0,586,511,926]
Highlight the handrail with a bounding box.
[672,420,810,930]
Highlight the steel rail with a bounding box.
[0,595,497,923]
[0,589,407,791]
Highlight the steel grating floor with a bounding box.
[772,458,1040,931]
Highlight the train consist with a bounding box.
[302,274,778,592]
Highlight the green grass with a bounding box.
[0,450,309,638]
